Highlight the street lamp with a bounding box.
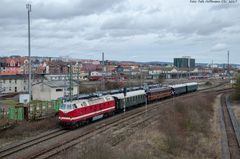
[26,3,32,102]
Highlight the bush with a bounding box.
[205,81,212,86]
[0,117,59,139]
[105,81,123,90]
[233,75,240,100]
[156,93,215,156]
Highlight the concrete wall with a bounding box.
[32,83,51,101]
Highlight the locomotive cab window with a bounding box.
[60,104,73,110]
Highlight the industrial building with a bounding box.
[174,57,195,68]
[32,81,78,101]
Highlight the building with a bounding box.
[32,81,78,101]
[0,74,42,94]
[72,62,83,74]
[116,65,124,74]
[0,57,21,75]
[174,57,195,68]
[47,61,70,74]
[44,74,88,81]
[0,58,5,73]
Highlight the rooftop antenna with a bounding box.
[26,3,32,102]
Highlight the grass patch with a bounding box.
[0,99,18,107]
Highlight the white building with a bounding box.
[149,69,162,75]
[89,71,113,77]
[44,74,88,81]
[32,81,78,101]
[90,71,102,77]
[0,75,41,94]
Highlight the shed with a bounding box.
[32,81,78,101]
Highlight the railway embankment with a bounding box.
[227,95,240,146]
[0,117,59,148]
[231,100,240,125]
[54,92,221,159]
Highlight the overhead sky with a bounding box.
[0,0,239,64]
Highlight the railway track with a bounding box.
[26,88,233,159]
[221,94,240,159]
[0,129,68,158]
[0,82,231,158]
[0,100,165,159]
[29,103,166,159]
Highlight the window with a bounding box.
[15,80,17,84]
[60,104,65,110]
[67,105,72,109]
[3,80,5,84]
[56,89,63,92]
[9,80,12,83]
[24,86,26,90]
[15,87,17,92]
[60,104,74,110]
[73,104,77,109]
[9,87,11,91]
[67,88,73,91]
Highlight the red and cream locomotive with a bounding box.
[59,95,115,127]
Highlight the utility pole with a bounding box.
[140,65,143,87]
[211,60,214,77]
[26,3,32,102]
[227,50,230,76]
[68,64,73,101]
[188,56,191,78]
[77,61,80,98]
[101,52,105,91]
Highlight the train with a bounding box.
[58,82,198,127]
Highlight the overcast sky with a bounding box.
[0,0,239,64]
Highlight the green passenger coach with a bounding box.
[186,82,198,92]
[112,90,146,111]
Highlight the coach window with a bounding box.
[73,104,77,109]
